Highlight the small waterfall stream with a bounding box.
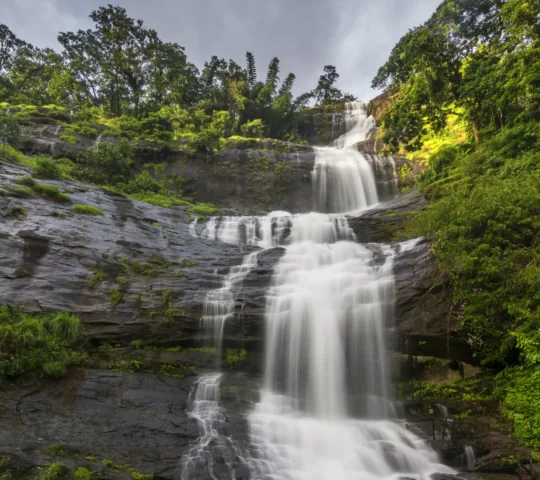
[184,102,454,479]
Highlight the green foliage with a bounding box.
[34,156,62,178]
[495,367,540,448]
[187,203,218,216]
[76,141,133,186]
[226,348,247,368]
[38,462,68,480]
[74,467,93,480]
[71,204,104,216]
[403,123,540,366]
[374,0,540,151]
[59,135,77,145]
[46,443,67,457]
[108,289,125,307]
[88,270,106,288]
[398,376,494,401]
[0,112,20,148]
[240,119,265,138]
[0,306,85,385]
[15,175,70,202]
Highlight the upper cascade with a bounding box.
[312,101,381,214]
[332,101,377,149]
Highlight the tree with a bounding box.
[315,65,344,105]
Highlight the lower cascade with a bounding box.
[185,102,454,479]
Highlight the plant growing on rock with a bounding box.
[71,204,104,216]
[0,306,85,386]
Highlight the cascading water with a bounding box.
[185,102,453,479]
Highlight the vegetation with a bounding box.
[376,0,540,449]
[71,204,104,216]
[0,7,352,146]
[0,306,85,386]
[15,175,70,202]
[38,462,68,480]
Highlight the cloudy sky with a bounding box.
[3,0,441,101]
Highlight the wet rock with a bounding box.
[0,369,198,478]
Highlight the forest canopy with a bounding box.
[0,5,354,145]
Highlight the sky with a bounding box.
[2,0,442,102]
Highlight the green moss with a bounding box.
[151,222,162,228]
[71,204,104,215]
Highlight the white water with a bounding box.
[332,102,377,149]
[182,374,245,480]
[185,102,453,479]
[463,446,475,472]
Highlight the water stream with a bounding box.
[185,102,453,479]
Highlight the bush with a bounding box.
[496,367,540,448]
[71,204,104,216]
[76,141,133,185]
[240,119,265,138]
[35,156,62,179]
[0,306,85,386]
[38,462,68,480]
[15,175,70,202]
[74,468,93,480]
[189,127,221,153]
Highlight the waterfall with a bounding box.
[183,101,453,479]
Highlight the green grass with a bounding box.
[128,192,190,208]
[71,204,104,216]
[187,203,218,216]
[15,175,70,202]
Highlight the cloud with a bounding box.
[2,0,441,101]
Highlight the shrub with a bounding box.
[0,306,85,386]
[43,361,68,378]
[74,468,93,480]
[226,348,247,368]
[71,204,104,216]
[240,119,265,138]
[35,156,62,178]
[38,462,68,480]
[46,444,67,457]
[76,140,133,185]
[121,171,165,195]
[189,127,221,153]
